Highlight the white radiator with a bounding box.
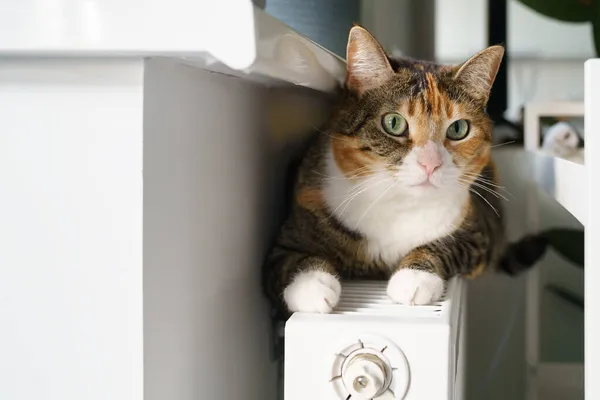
[284,278,466,400]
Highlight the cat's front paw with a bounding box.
[283,270,341,313]
[387,269,444,305]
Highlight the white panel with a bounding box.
[0,0,256,69]
[585,58,600,400]
[0,60,144,400]
[434,0,487,62]
[142,59,280,400]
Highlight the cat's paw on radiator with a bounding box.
[387,269,444,305]
[283,270,341,313]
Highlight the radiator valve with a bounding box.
[342,349,391,399]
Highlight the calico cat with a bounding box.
[264,26,538,316]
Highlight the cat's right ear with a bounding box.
[346,26,394,95]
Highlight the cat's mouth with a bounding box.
[412,180,437,189]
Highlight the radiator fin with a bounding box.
[333,280,449,318]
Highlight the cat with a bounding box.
[263,26,542,317]
[541,121,583,158]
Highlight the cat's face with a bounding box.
[329,26,503,198]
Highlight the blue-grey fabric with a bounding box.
[265,0,360,57]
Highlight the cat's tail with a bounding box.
[497,234,549,275]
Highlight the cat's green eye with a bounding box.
[446,119,470,141]
[381,113,408,137]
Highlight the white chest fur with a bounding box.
[322,154,468,267]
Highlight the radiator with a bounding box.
[284,278,466,400]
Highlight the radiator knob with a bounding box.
[342,353,388,399]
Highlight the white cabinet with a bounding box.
[0,2,344,400]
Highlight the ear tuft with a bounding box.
[453,45,505,103]
[346,26,394,95]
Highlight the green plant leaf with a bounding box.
[594,22,600,56]
[540,228,584,267]
[593,1,600,56]
[517,0,590,23]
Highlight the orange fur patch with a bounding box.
[424,73,441,115]
[465,263,486,279]
[400,78,457,146]
[444,97,453,120]
[331,135,377,178]
[296,187,324,210]
[401,99,429,146]
[398,248,442,275]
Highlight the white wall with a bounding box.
[143,60,276,400]
[142,59,334,400]
[435,0,488,62]
[434,0,591,120]
[0,59,144,400]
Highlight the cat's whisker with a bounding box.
[459,178,509,202]
[460,172,505,186]
[345,165,373,175]
[310,125,357,145]
[353,181,397,230]
[459,173,514,198]
[331,183,386,222]
[327,176,381,200]
[322,177,390,222]
[473,179,515,199]
[458,177,498,196]
[347,175,384,195]
[311,169,373,181]
[457,182,500,217]
[471,189,500,216]
[490,140,516,149]
[460,174,500,184]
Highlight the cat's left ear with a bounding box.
[453,45,505,103]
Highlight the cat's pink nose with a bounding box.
[419,161,440,176]
[417,142,442,176]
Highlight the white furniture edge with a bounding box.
[524,101,586,225]
[0,1,346,93]
[524,101,586,400]
[524,101,584,151]
[585,58,600,400]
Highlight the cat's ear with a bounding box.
[453,45,505,103]
[346,26,394,95]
